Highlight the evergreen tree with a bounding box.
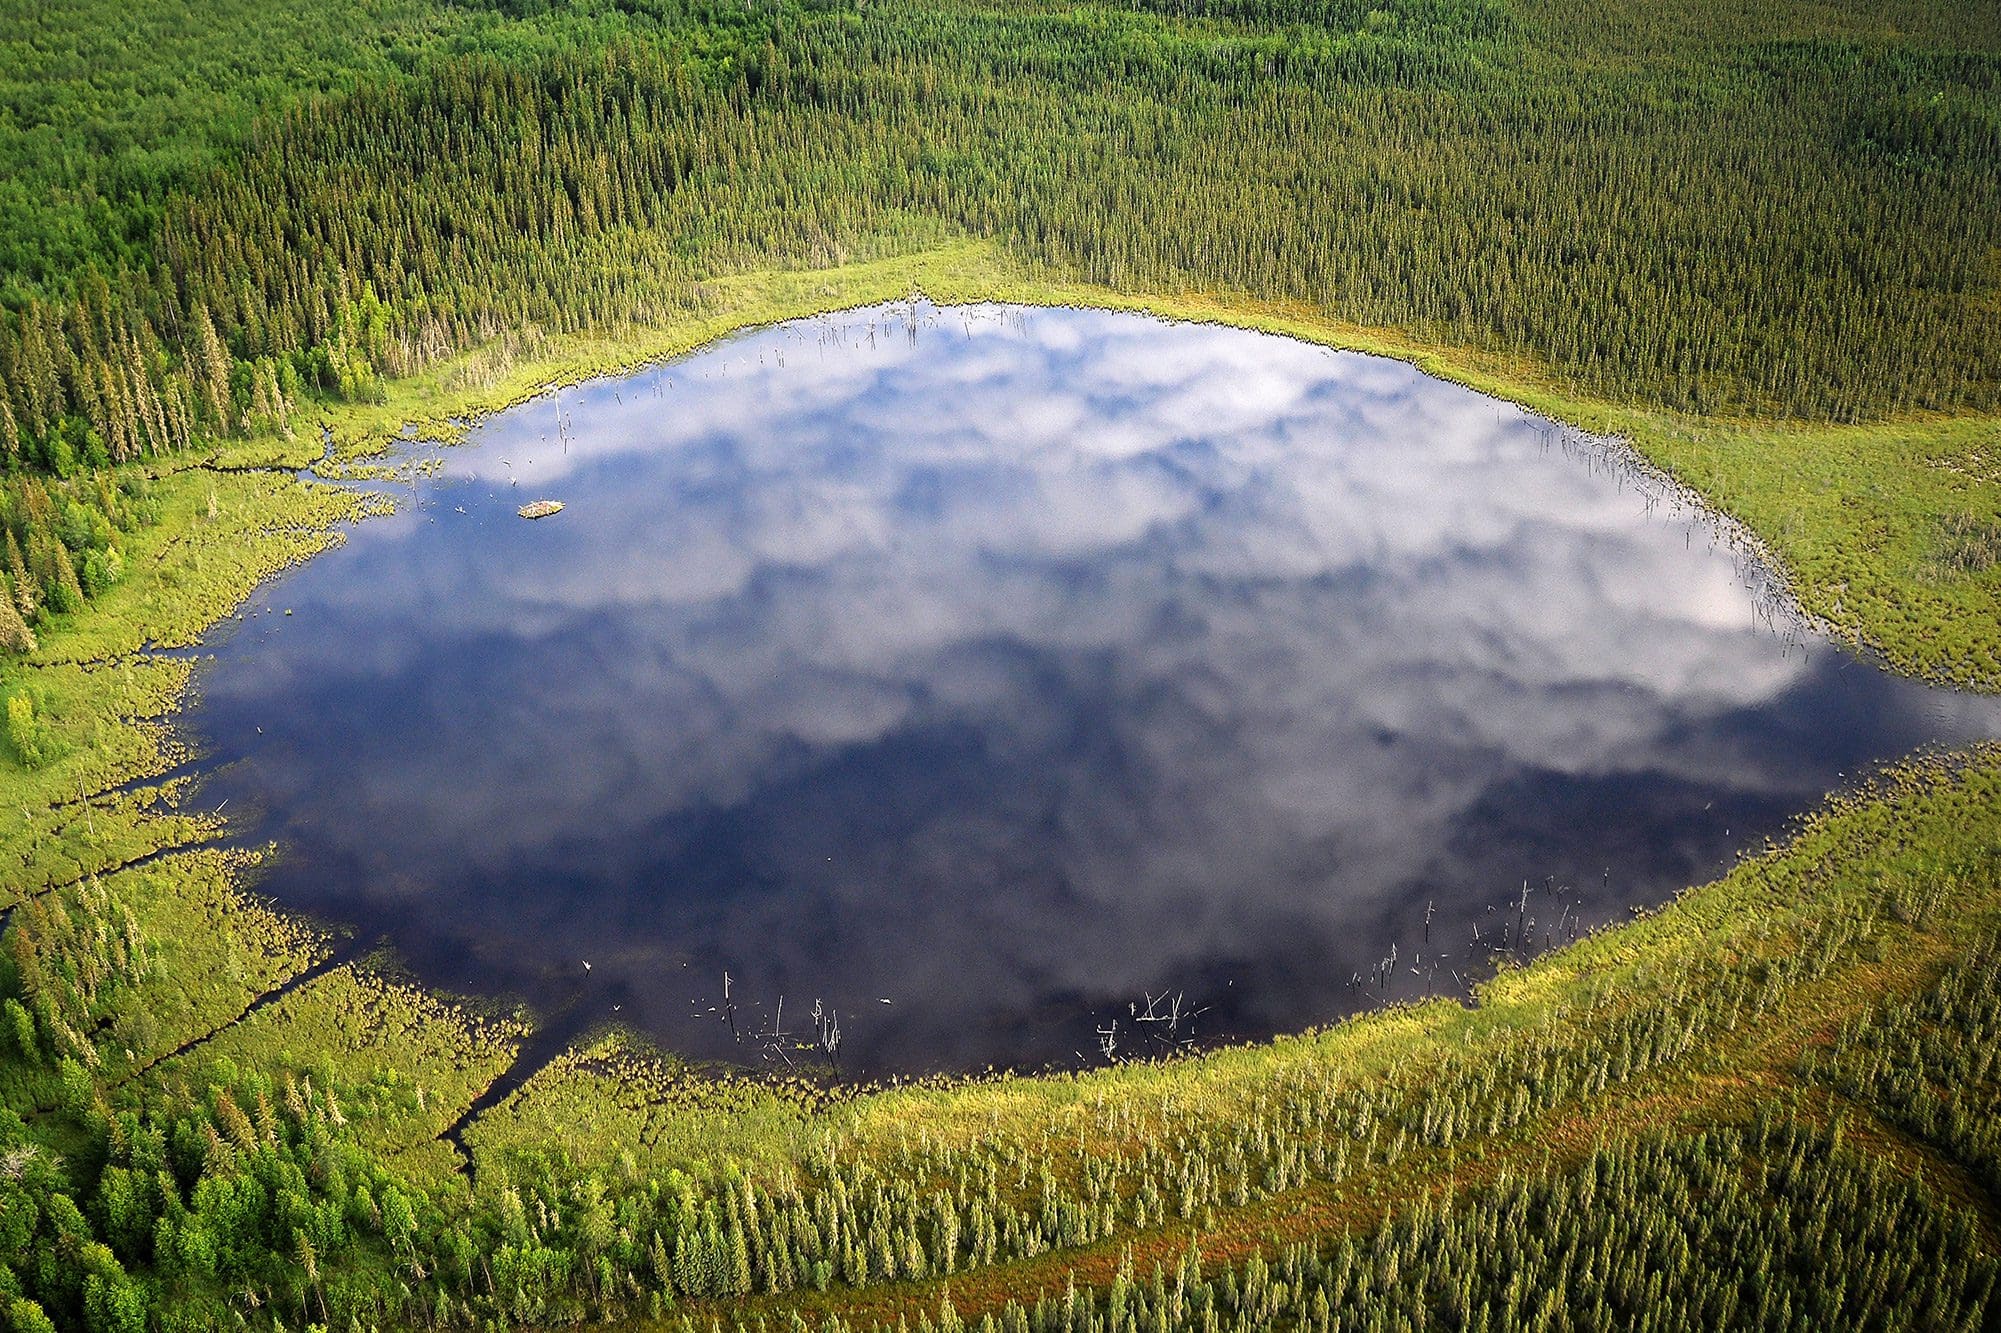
[0,577,36,653]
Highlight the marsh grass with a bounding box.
[156,961,528,1163]
[1926,510,2001,583]
[1,244,1998,1332]
[478,753,2001,1182]
[299,241,2001,691]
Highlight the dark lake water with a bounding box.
[187,302,2001,1076]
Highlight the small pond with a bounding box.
[187,302,2001,1075]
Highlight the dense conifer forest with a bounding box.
[1,0,1998,1328]
[1,0,1997,646]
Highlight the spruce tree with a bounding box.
[6,530,37,622]
[191,304,232,433]
[0,577,36,654]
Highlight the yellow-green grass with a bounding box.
[87,846,325,1081]
[0,845,323,1110]
[0,468,387,907]
[3,777,216,904]
[307,240,2001,689]
[0,244,1996,1330]
[150,963,526,1166]
[457,1032,826,1194]
[467,753,2001,1179]
[570,754,2001,1331]
[20,465,382,662]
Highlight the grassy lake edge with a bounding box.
[4,241,1999,1329]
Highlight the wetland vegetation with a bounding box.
[1,0,1999,1328]
[175,301,2001,1076]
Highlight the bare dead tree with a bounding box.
[819,1006,842,1074]
[755,995,795,1068]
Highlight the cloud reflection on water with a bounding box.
[192,304,2001,1073]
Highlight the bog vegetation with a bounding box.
[1,0,1998,1328]
[4,748,2000,1330]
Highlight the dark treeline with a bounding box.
[0,0,805,308]
[1,0,1998,500]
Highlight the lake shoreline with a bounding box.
[9,241,2000,1074]
[4,242,1999,1329]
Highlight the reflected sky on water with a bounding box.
[186,303,2001,1074]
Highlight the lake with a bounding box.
[186,302,2001,1075]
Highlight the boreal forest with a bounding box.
[1,0,1998,1329]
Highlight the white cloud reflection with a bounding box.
[194,303,2001,1072]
